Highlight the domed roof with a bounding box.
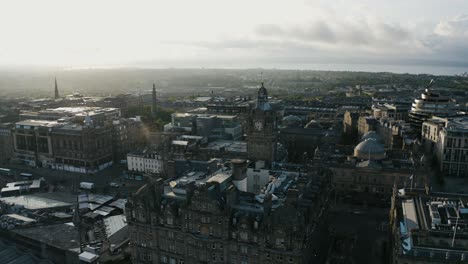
[282,115,302,128]
[354,138,385,160]
[361,131,381,142]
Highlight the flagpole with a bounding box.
[410,175,413,191]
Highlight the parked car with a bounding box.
[109,182,120,188]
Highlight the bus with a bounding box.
[0,168,14,177]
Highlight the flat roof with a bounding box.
[15,120,59,128]
[0,194,72,210]
[1,180,42,193]
[172,140,189,146]
[402,199,420,232]
[13,223,79,251]
[207,173,231,185]
[203,140,247,152]
[4,214,36,223]
[79,251,99,262]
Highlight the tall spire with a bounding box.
[255,81,271,111]
[151,83,157,117]
[54,77,59,99]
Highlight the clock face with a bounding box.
[254,121,263,131]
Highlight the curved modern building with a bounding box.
[408,88,458,131]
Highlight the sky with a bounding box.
[1,0,468,72]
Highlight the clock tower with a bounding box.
[247,82,277,167]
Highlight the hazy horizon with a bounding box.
[1,63,466,76]
[1,0,468,74]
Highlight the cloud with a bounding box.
[423,15,468,62]
[433,15,468,37]
[254,18,417,52]
[173,14,468,68]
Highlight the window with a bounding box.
[169,243,175,252]
[276,238,285,247]
[240,232,248,240]
[167,216,173,225]
[240,246,248,254]
[160,256,167,263]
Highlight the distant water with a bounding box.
[265,63,467,76]
[59,62,467,76]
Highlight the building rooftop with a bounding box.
[1,180,43,195]
[202,140,247,153]
[445,117,468,131]
[0,194,72,210]
[395,192,468,262]
[15,120,60,128]
[0,240,50,264]
[12,223,80,252]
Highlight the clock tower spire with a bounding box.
[247,81,277,168]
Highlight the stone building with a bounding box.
[376,119,415,150]
[51,116,113,173]
[343,111,360,138]
[112,117,148,162]
[434,117,468,178]
[12,120,59,167]
[357,116,378,138]
[390,190,468,264]
[0,123,14,164]
[165,113,242,141]
[278,115,335,163]
[11,116,113,173]
[372,103,410,121]
[127,148,164,175]
[247,83,277,167]
[421,117,447,153]
[331,137,414,194]
[420,116,468,177]
[9,106,146,173]
[126,161,331,264]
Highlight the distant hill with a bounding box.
[0,68,466,99]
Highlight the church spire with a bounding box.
[54,77,59,99]
[151,83,157,117]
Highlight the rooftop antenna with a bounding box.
[260,71,264,85]
[425,79,435,91]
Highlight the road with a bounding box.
[329,202,390,264]
[0,164,147,197]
